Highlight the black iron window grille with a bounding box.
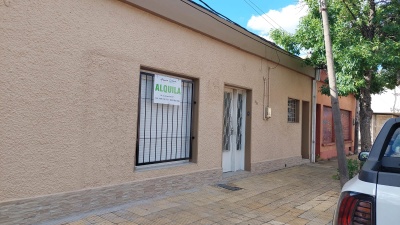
[288,98,299,123]
[136,72,194,166]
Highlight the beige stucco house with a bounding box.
[0,0,316,224]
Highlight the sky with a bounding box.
[192,0,309,42]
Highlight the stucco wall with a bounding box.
[1,0,312,202]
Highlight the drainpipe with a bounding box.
[311,69,318,163]
[263,67,271,120]
[263,76,267,120]
[267,67,271,109]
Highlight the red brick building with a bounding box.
[315,70,356,159]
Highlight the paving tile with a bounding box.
[266,220,286,225]
[287,217,310,225]
[256,205,275,214]
[117,222,139,225]
[44,161,343,225]
[190,218,215,225]
[112,210,139,221]
[242,212,260,219]
[236,218,264,225]
[274,212,297,223]
[258,214,278,222]
[67,220,89,225]
[148,217,173,225]
[298,209,322,220]
[269,208,290,217]
[83,215,108,224]
[314,201,336,212]
[99,212,128,223]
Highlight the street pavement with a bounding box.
[43,160,341,225]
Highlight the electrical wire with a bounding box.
[198,0,239,26]
[243,0,285,31]
[183,0,299,60]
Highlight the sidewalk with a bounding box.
[43,160,341,225]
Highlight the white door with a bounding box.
[222,88,246,172]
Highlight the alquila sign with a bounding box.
[153,74,182,106]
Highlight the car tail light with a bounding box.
[333,191,375,225]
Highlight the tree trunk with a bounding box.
[359,73,373,151]
[354,100,359,154]
[358,1,375,152]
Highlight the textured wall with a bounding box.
[0,0,312,202]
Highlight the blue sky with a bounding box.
[192,0,309,41]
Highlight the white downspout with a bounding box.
[311,71,318,163]
[263,67,271,120]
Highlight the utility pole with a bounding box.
[319,0,349,187]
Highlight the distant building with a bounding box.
[371,87,400,141]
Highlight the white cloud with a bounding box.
[246,1,309,40]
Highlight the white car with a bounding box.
[333,118,400,225]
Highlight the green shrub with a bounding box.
[347,159,360,178]
[332,158,361,180]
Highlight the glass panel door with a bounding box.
[222,88,246,172]
[223,91,233,151]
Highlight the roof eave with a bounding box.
[120,0,315,78]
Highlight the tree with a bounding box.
[271,0,400,152]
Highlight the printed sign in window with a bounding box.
[153,75,182,106]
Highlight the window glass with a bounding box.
[323,106,334,143]
[341,110,351,141]
[288,98,299,123]
[236,93,243,150]
[223,92,232,151]
[384,127,400,157]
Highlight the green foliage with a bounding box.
[270,0,400,97]
[333,158,361,180]
[347,159,360,178]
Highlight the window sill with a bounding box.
[322,140,353,146]
[134,160,192,172]
[322,142,336,146]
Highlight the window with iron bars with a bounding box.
[136,72,194,166]
[288,98,299,123]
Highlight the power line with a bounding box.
[243,0,285,31]
[182,0,295,60]
[198,0,238,26]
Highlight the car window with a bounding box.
[382,127,400,172]
[384,127,400,157]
